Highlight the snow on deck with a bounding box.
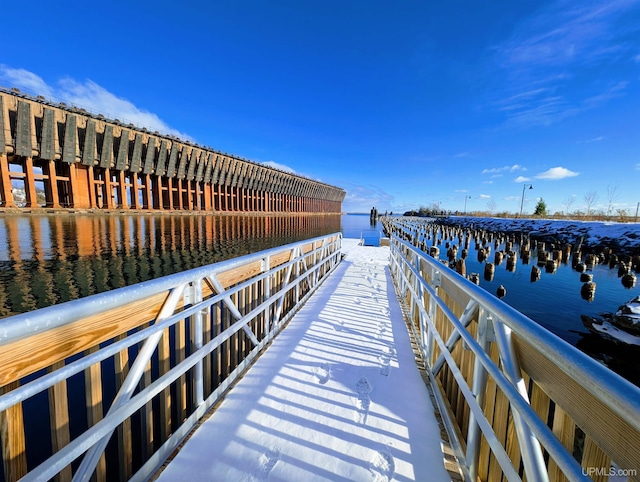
[156,239,452,482]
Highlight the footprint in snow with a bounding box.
[253,448,280,481]
[376,323,387,338]
[354,377,372,424]
[378,346,396,376]
[314,363,331,384]
[369,447,395,482]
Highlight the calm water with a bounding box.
[0,214,341,317]
[0,213,637,383]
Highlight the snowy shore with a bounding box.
[434,216,640,254]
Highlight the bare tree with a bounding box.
[606,184,621,217]
[486,198,496,213]
[584,190,599,216]
[563,195,575,216]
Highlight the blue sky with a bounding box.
[2,0,640,214]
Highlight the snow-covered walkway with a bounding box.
[155,239,453,482]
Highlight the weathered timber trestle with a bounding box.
[0,88,345,213]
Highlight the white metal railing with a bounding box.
[389,234,640,482]
[0,233,342,482]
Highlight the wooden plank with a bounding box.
[505,410,522,481]
[176,318,187,424]
[203,303,212,399]
[141,357,154,461]
[478,343,499,482]
[84,347,106,482]
[230,291,239,370]
[489,384,510,482]
[581,436,610,482]
[514,335,640,475]
[114,335,132,482]
[0,381,27,482]
[529,379,550,475]
[158,328,172,444]
[47,362,72,482]
[0,291,171,386]
[548,405,575,482]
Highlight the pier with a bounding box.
[0,88,344,213]
[1,225,640,481]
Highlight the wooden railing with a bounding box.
[0,233,342,481]
[389,234,640,482]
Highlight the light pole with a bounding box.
[519,183,533,217]
[464,195,471,214]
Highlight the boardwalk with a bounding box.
[155,239,453,481]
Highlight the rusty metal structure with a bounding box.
[0,88,345,213]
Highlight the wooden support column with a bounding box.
[144,174,153,209]
[1,382,28,482]
[103,168,113,209]
[167,178,174,210]
[23,157,40,208]
[45,159,61,208]
[194,182,201,210]
[203,183,212,211]
[0,153,15,207]
[68,163,80,209]
[86,165,96,208]
[152,176,162,210]
[221,186,227,212]
[68,164,91,209]
[186,181,194,211]
[176,179,184,210]
[131,173,141,209]
[117,171,128,209]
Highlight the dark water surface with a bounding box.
[0,214,341,317]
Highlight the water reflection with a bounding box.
[0,214,340,318]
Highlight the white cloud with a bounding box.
[479,194,491,199]
[454,189,469,193]
[515,175,532,182]
[0,66,53,97]
[482,164,526,174]
[483,180,494,184]
[577,136,605,144]
[261,161,296,174]
[636,163,640,171]
[534,166,579,180]
[0,65,190,139]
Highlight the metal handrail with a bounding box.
[0,233,342,481]
[389,234,640,481]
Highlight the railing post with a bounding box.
[193,279,204,407]
[466,310,493,481]
[493,319,549,482]
[294,247,300,303]
[262,256,271,334]
[426,269,440,365]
